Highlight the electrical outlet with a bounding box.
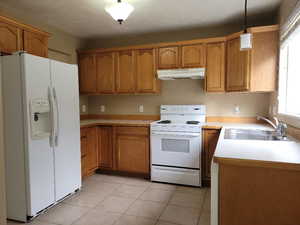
[138,105,144,113]
[234,105,240,114]
[81,105,87,113]
[100,105,106,113]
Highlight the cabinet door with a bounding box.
[0,21,22,54]
[158,46,179,69]
[203,129,220,184]
[116,51,136,93]
[116,127,149,174]
[79,54,97,93]
[96,52,116,93]
[205,42,225,92]
[86,127,98,174]
[80,131,88,178]
[23,30,48,58]
[182,44,206,68]
[226,38,251,91]
[136,49,159,93]
[98,127,113,170]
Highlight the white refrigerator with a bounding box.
[1,53,81,222]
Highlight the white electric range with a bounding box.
[150,105,206,187]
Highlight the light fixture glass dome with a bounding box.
[105,0,134,24]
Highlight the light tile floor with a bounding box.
[7,174,211,225]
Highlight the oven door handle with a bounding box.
[151,131,200,138]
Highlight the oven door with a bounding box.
[151,131,201,169]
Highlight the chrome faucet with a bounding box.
[257,116,288,139]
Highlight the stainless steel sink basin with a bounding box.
[224,128,290,141]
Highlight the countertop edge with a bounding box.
[80,122,151,128]
[214,156,300,171]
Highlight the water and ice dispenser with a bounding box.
[30,98,51,139]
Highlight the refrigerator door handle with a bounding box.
[48,86,55,147]
[53,87,60,147]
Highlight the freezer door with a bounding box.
[50,60,81,201]
[22,54,55,216]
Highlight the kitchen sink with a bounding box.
[224,128,290,141]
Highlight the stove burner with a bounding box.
[158,120,171,124]
[186,121,200,125]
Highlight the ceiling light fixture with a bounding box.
[240,0,252,51]
[105,0,134,25]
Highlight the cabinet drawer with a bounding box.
[116,126,149,136]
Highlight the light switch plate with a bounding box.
[81,105,87,113]
[138,105,144,113]
[100,105,106,112]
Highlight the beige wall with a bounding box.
[89,80,270,117]
[0,61,6,225]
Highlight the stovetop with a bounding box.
[151,105,206,133]
[156,120,200,125]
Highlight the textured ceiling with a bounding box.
[0,0,281,39]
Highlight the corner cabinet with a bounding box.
[226,26,278,92]
[202,128,221,186]
[205,42,226,92]
[116,127,150,175]
[0,15,50,57]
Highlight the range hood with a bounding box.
[157,68,205,80]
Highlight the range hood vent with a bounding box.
[157,68,205,80]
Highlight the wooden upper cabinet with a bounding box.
[158,46,179,69]
[23,30,48,58]
[226,38,251,92]
[249,30,278,92]
[205,42,225,92]
[136,49,160,93]
[181,44,206,68]
[96,52,116,93]
[79,54,97,93]
[98,126,114,170]
[116,50,136,93]
[0,21,22,54]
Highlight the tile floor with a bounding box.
[7,174,211,225]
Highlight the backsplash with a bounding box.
[82,80,271,117]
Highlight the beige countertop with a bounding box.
[80,119,154,128]
[213,123,300,170]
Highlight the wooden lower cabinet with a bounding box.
[80,127,98,178]
[116,127,150,175]
[97,126,114,170]
[219,163,300,225]
[202,128,221,186]
[81,125,150,178]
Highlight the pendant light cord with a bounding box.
[244,0,248,33]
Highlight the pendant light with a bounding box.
[240,0,252,51]
[105,0,134,24]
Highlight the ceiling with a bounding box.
[0,0,281,39]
